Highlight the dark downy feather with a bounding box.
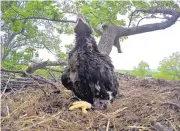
[61,15,119,108]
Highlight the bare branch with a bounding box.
[128,9,180,27]
[1,68,60,89]
[136,16,149,27]
[136,9,180,16]
[46,69,57,82]
[122,14,180,36]
[26,60,67,74]
[43,67,63,73]
[15,17,76,23]
[151,15,180,21]
[46,61,67,66]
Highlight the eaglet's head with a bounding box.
[74,12,92,35]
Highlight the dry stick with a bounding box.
[1,69,60,96]
[128,126,149,130]
[4,70,47,95]
[106,119,110,131]
[3,75,33,80]
[43,67,64,73]
[95,107,128,119]
[35,74,62,91]
[27,76,48,96]
[161,102,180,111]
[2,79,35,84]
[47,68,57,82]
[1,68,60,89]
[6,103,10,117]
[1,77,10,96]
[151,122,168,131]
[2,77,59,89]
[108,107,128,116]
[166,119,178,131]
[20,111,62,131]
[1,101,28,123]
[33,74,60,89]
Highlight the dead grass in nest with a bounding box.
[1,79,180,131]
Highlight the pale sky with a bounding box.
[39,19,180,70]
[110,21,180,70]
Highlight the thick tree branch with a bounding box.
[122,13,180,36]
[128,9,180,27]
[98,9,180,55]
[16,17,76,23]
[135,9,180,16]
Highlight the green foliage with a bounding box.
[116,69,131,74]
[158,52,180,80]
[132,60,150,78]
[116,69,176,80]
[33,69,50,78]
[151,72,176,80]
[2,48,34,70]
[1,0,180,78]
[56,52,68,61]
[33,66,64,78]
[78,1,130,37]
[1,1,67,69]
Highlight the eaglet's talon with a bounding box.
[69,101,92,114]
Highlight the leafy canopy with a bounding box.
[1,0,180,72]
[132,60,150,78]
[158,52,180,80]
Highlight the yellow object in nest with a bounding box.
[64,89,72,93]
[69,101,92,113]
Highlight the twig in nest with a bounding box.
[43,67,64,73]
[161,102,180,112]
[46,68,57,82]
[2,77,10,92]
[128,125,149,130]
[1,77,10,97]
[1,101,28,123]
[166,119,178,131]
[1,68,61,90]
[19,111,62,131]
[108,107,128,116]
[26,74,48,96]
[6,103,10,117]
[95,107,128,119]
[151,121,169,131]
[106,119,110,131]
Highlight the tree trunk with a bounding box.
[98,25,117,55]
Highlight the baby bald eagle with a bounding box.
[61,13,119,111]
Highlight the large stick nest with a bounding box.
[1,70,180,131]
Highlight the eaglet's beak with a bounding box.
[74,12,92,35]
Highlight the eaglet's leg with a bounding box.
[93,91,113,110]
[93,98,111,110]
